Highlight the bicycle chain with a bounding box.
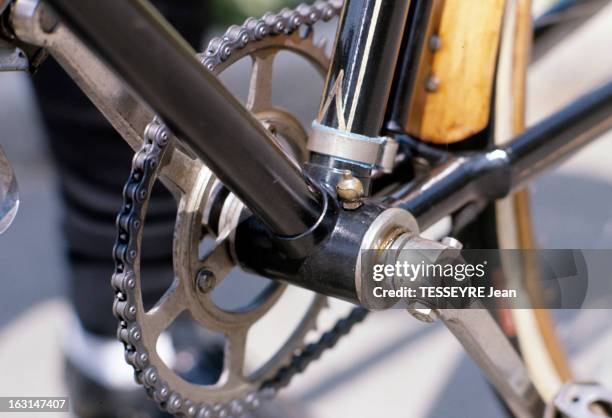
[113,1,370,416]
[198,0,342,69]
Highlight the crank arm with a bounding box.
[9,0,149,151]
[436,305,545,418]
[7,0,202,199]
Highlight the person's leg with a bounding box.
[34,0,208,338]
[32,2,209,415]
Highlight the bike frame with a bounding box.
[6,0,612,416]
[41,0,612,239]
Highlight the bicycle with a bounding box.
[1,0,611,417]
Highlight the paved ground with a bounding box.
[0,4,611,418]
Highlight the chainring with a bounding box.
[112,2,343,417]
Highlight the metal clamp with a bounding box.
[308,122,399,172]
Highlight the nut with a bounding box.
[407,301,438,323]
[425,74,440,92]
[441,236,463,249]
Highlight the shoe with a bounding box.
[65,356,172,418]
[64,314,224,417]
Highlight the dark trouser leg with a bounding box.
[32,0,209,337]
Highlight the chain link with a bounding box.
[262,306,369,392]
[112,2,372,416]
[198,0,342,69]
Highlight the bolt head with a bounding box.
[196,269,216,293]
[40,4,60,33]
[336,170,364,209]
[428,34,441,52]
[425,75,440,92]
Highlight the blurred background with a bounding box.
[1,1,612,417]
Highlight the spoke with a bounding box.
[247,51,276,112]
[145,280,186,338]
[223,329,248,385]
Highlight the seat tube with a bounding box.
[307,0,411,191]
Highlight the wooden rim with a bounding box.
[494,0,572,402]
